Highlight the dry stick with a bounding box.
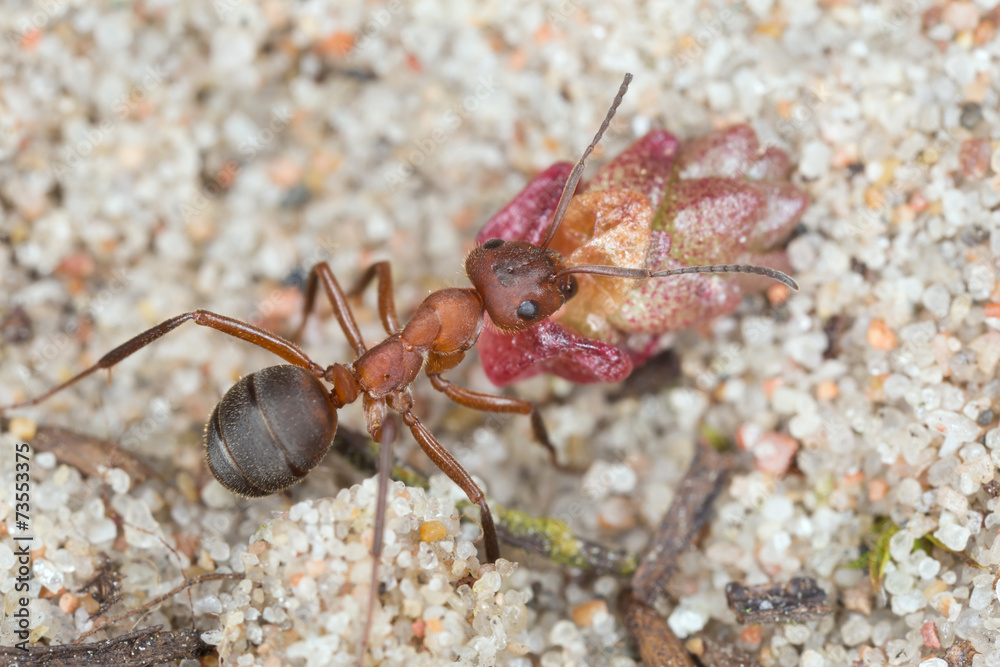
[493,505,637,576]
[30,425,154,488]
[631,443,733,604]
[330,426,638,576]
[620,589,695,667]
[0,626,213,666]
[621,444,734,667]
[74,572,241,643]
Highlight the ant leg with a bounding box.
[399,410,500,563]
[346,262,400,335]
[358,405,397,667]
[426,373,565,471]
[2,311,324,412]
[293,262,368,357]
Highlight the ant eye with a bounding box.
[563,276,578,299]
[482,238,504,250]
[516,300,540,320]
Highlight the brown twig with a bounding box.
[30,426,154,489]
[620,589,694,667]
[622,443,738,665]
[0,626,213,666]
[74,572,241,643]
[631,443,733,604]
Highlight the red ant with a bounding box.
[1,73,795,662]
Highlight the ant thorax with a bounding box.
[465,238,577,333]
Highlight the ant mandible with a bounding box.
[1,73,796,660]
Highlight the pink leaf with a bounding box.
[477,316,633,385]
[476,162,572,245]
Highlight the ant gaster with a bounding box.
[1,73,796,661]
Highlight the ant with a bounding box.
[1,73,796,662]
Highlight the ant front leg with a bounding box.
[293,262,368,356]
[346,261,400,336]
[425,352,565,470]
[1,310,324,411]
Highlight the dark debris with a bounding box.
[0,627,213,667]
[725,577,830,624]
[945,640,978,667]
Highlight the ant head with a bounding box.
[464,75,629,334]
[465,238,578,332]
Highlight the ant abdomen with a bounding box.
[204,365,338,497]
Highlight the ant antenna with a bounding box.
[538,73,633,251]
[537,73,798,294]
[557,263,800,291]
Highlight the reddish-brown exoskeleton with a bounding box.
[1,73,795,662]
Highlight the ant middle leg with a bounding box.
[1,310,324,412]
[294,262,368,356]
[426,373,566,471]
[346,261,400,336]
[423,351,564,469]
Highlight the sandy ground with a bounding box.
[1,1,999,665]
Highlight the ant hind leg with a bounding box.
[1,310,324,412]
[294,262,369,357]
[346,261,400,336]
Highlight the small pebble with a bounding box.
[934,521,971,551]
[943,2,979,31]
[58,593,80,615]
[751,431,799,476]
[815,379,839,401]
[419,520,447,543]
[741,624,763,646]
[867,319,898,350]
[570,599,608,627]
[597,496,636,531]
[801,649,826,667]
[921,620,941,648]
[959,138,991,179]
[959,102,983,129]
[841,616,871,646]
[9,417,36,440]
